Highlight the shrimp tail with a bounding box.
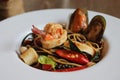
[31,25,43,34]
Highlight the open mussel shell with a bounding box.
[85,15,106,43]
[69,8,88,33]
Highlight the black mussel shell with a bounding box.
[85,15,106,43]
[69,8,88,33]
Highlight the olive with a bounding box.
[55,63,75,69]
[69,8,88,33]
[85,15,106,43]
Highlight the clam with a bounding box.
[69,8,88,33]
[85,15,106,43]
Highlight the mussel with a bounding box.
[69,8,88,33]
[85,15,106,43]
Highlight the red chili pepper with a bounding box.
[53,65,87,72]
[42,64,52,71]
[56,49,89,65]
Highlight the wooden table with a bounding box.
[0,0,120,20]
[23,0,120,19]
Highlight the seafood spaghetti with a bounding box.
[19,8,106,72]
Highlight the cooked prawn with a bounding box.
[32,23,67,49]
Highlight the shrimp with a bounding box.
[32,23,67,49]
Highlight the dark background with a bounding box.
[0,0,120,20]
[24,0,120,18]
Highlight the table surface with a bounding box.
[0,0,120,20]
[23,0,120,19]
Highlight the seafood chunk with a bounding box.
[64,41,95,56]
[44,23,64,39]
[85,15,106,43]
[20,47,38,65]
[32,23,67,49]
[69,8,88,33]
[73,41,95,56]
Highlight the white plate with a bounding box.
[0,9,120,80]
